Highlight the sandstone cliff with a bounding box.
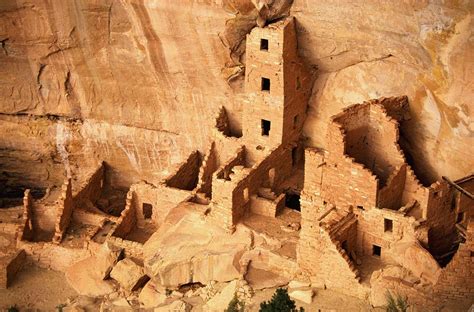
[0,0,472,189]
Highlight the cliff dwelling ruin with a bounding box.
[0,2,473,311]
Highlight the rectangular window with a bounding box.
[285,193,300,211]
[293,115,299,129]
[261,77,270,91]
[372,245,381,257]
[243,188,249,202]
[291,147,298,167]
[384,218,393,232]
[342,240,348,252]
[261,119,271,136]
[260,38,269,51]
[143,203,153,219]
[457,212,465,223]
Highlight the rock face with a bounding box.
[203,280,239,312]
[154,300,191,312]
[64,243,123,296]
[390,241,441,284]
[65,260,116,297]
[110,258,149,291]
[369,265,423,307]
[0,1,472,190]
[94,243,124,280]
[289,289,314,304]
[143,213,252,287]
[138,280,168,308]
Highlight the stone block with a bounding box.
[110,258,149,291]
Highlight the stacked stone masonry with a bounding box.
[298,97,473,305]
[0,15,471,311]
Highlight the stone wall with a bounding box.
[196,142,219,198]
[355,207,418,260]
[73,162,104,208]
[0,250,26,289]
[18,241,90,272]
[433,221,474,302]
[17,189,34,241]
[249,193,285,217]
[112,191,136,239]
[107,236,144,260]
[165,151,202,191]
[243,18,311,164]
[377,165,407,210]
[299,210,364,298]
[455,175,474,225]
[131,182,192,228]
[210,148,247,229]
[53,178,73,243]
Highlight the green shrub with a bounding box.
[386,291,409,312]
[259,288,304,312]
[225,293,245,312]
[7,306,19,312]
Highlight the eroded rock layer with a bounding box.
[0,0,472,187]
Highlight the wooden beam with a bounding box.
[442,176,474,200]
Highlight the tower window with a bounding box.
[260,38,269,51]
[291,147,298,167]
[372,245,381,257]
[293,114,299,129]
[384,218,393,232]
[285,193,300,211]
[261,119,271,136]
[143,203,153,219]
[261,77,270,91]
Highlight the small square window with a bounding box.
[372,245,381,257]
[261,119,271,136]
[260,38,269,51]
[261,77,270,91]
[384,218,393,232]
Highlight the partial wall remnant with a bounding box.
[112,191,136,239]
[165,151,202,191]
[17,189,33,242]
[53,178,73,243]
[73,162,105,208]
[0,250,26,289]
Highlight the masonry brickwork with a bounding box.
[0,15,471,311]
[298,97,474,305]
[207,17,312,230]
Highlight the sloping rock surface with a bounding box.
[143,213,252,287]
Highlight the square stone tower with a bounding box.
[243,17,308,161]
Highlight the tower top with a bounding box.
[246,17,297,64]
